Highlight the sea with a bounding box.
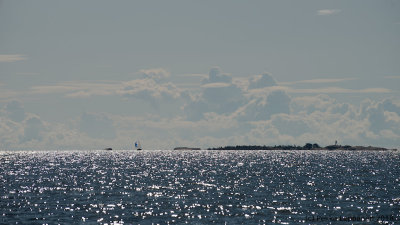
[1,150,399,224]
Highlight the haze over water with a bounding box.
[1,150,399,224]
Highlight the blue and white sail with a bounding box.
[134,141,142,150]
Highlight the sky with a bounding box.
[0,0,399,150]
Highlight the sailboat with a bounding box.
[135,141,142,151]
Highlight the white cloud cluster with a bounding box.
[0,102,48,149]
[28,69,181,105]
[0,67,399,150]
[119,69,184,114]
[184,68,245,120]
[138,68,171,82]
[235,90,291,121]
[248,73,277,89]
[120,79,180,102]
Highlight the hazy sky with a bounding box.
[1,0,399,149]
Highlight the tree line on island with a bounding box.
[207,143,395,151]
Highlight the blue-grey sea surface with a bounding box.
[1,150,399,224]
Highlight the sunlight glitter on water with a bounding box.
[1,150,399,224]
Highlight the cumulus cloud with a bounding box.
[27,68,186,118]
[248,73,277,89]
[271,114,310,137]
[119,78,183,116]
[118,69,186,115]
[0,67,399,149]
[0,109,123,150]
[235,90,291,121]
[317,9,341,16]
[185,68,245,120]
[28,68,182,106]
[291,95,339,114]
[185,83,244,120]
[246,95,399,147]
[360,99,400,135]
[138,68,170,82]
[202,67,232,84]
[382,99,400,114]
[120,79,180,100]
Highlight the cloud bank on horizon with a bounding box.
[1,1,399,149]
[0,67,399,150]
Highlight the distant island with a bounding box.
[208,143,397,151]
[174,147,201,150]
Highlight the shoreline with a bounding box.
[207,144,397,151]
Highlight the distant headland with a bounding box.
[207,143,397,151]
[174,147,201,150]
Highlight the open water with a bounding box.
[1,150,399,224]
